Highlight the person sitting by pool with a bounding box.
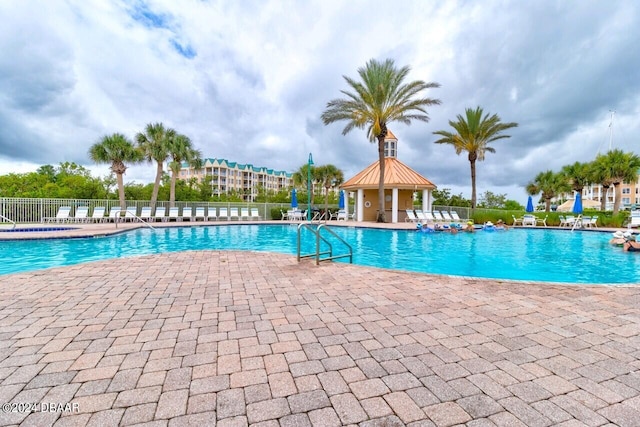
[463,221,475,232]
[417,223,435,232]
[623,234,640,252]
[483,221,496,231]
[610,230,626,245]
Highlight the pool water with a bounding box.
[0,225,637,284]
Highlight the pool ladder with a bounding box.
[296,223,353,265]
[0,214,16,230]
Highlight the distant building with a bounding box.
[179,158,293,201]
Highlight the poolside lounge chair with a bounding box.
[194,207,206,221]
[90,207,106,223]
[562,215,577,227]
[441,211,454,222]
[535,215,548,227]
[240,207,250,220]
[123,206,137,222]
[451,211,465,222]
[44,206,72,223]
[229,208,240,220]
[72,206,89,223]
[140,207,152,222]
[108,207,122,223]
[153,207,167,222]
[512,215,523,226]
[219,208,229,221]
[628,211,640,228]
[585,215,598,228]
[182,207,193,221]
[337,210,348,221]
[207,207,218,221]
[168,207,181,222]
[405,210,419,223]
[432,211,446,223]
[250,208,261,220]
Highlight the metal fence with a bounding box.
[0,198,345,224]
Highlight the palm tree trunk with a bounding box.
[170,171,177,207]
[600,185,608,211]
[469,153,478,209]
[545,197,551,212]
[613,183,622,215]
[116,172,126,211]
[377,135,386,222]
[150,161,163,212]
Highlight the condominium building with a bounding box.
[179,158,293,201]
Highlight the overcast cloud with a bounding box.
[1,0,639,204]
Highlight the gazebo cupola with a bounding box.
[384,130,398,158]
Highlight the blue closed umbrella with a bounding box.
[572,192,583,214]
[291,189,298,208]
[338,190,345,209]
[526,196,534,212]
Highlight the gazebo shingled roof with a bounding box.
[341,157,436,191]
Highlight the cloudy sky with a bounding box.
[1,0,639,204]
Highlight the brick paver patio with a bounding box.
[0,249,639,426]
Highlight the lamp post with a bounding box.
[307,153,314,221]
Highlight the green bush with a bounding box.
[468,209,628,227]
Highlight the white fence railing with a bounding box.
[0,198,345,224]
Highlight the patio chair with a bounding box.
[140,207,152,222]
[585,215,598,228]
[240,207,250,220]
[441,211,454,222]
[535,215,548,227]
[405,209,419,223]
[451,211,465,222]
[219,207,229,221]
[229,208,240,220]
[153,207,167,222]
[194,207,206,221]
[44,206,72,223]
[124,206,137,222]
[432,211,447,223]
[182,207,193,221]
[90,207,106,223]
[250,208,261,220]
[512,215,523,226]
[336,210,348,221]
[72,206,89,223]
[107,207,122,223]
[207,207,218,221]
[168,207,181,222]
[627,211,640,228]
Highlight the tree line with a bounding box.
[527,149,640,214]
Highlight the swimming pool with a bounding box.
[0,225,636,284]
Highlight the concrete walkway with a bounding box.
[0,249,639,426]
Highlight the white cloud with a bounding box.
[1,0,639,206]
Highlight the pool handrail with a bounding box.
[0,214,16,230]
[115,209,155,230]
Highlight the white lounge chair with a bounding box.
[72,206,89,223]
[219,207,229,221]
[194,207,206,221]
[90,207,106,223]
[628,211,640,228]
[432,211,446,223]
[168,207,181,222]
[337,210,348,221]
[44,206,72,223]
[405,210,419,223]
[585,215,598,228]
[250,208,261,220]
[153,207,167,222]
[441,211,454,222]
[240,207,250,220]
[207,207,217,221]
[108,207,122,223]
[512,215,523,226]
[288,209,303,221]
[451,211,464,222]
[536,215,548,227]
[229,208,240,220]
[140,207,152,221]
[182,207,193,221]
[124,206,137,222]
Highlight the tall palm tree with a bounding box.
[561,161,591,194]
[89,133,142,211]
[526,170,569,212]
[315,164,344,217]
[136,122,175,212]
[597,149,640,214]
[166,133,202,206]
[321,58,441,222]
[433,107,517,209]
